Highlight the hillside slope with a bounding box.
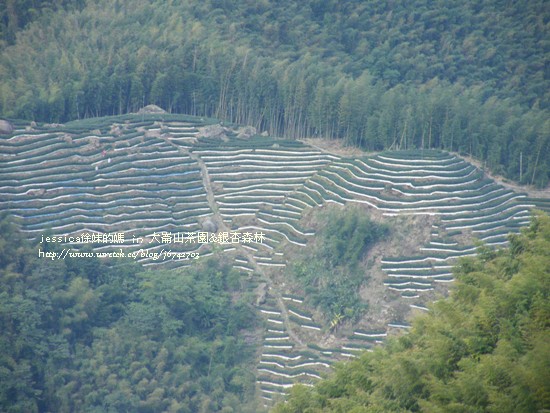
[1,113,548,408]
[273,212,550,413]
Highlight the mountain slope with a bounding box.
[1,113,547,408]
[273,212,550,413]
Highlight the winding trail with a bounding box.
[160,134,305,347]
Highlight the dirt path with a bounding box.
[302,137,374,158]
[160,135,305,347]
[188,151,220,216]
[304,136,549,198]
[456,152,550,198]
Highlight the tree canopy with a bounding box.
[0,214,260,412]
[293,208,389,323]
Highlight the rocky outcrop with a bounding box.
[196,123,260,140]
[0,120,14,135]
[201,217,218,233]
[110,124,124,136]
[236,125,256,139]
[137,104,167,114]
[255,283,268,306]
[196,124,228,139]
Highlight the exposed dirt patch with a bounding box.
[355,210,438,332]
[282,203,441,341]
[303,137,375,158]
[454,152,550,198]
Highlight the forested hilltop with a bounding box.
[274,213,550,413]
[1,0,549,187]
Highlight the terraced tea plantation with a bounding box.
[1,113,547,408]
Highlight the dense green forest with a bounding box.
[0,0,549,186]
[0,215,260,412]
[0,0,85,44]
[293,208,389,324]
[273,212,550,413]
